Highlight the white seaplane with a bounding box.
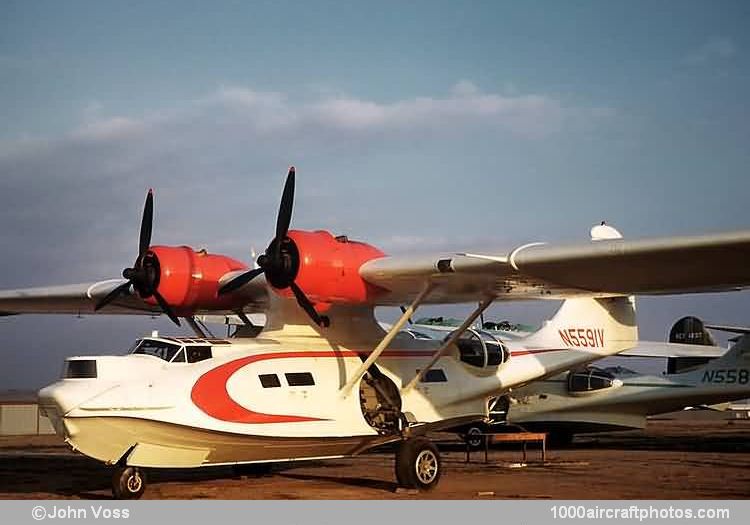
[501,318,750,444]
[2,168,750,498]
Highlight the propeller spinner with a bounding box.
[94,190,182,326]
[218,167,330,327]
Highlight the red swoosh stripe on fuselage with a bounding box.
[191,347,571,424]
[191,350,358,424]
[510,348,570,356]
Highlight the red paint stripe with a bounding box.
[191,350,357,424]
[510,348,569,356]
[381,350,436,357]
[192,346,573,424]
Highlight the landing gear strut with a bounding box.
[112,466,147,500]
[395,437,442,490]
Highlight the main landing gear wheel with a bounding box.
[395,437,442,490]
[112,466,146,500]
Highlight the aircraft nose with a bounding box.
[38,382,85,416]
[38,358,113,437]
[38,383,68,436]
[39,379,115,438]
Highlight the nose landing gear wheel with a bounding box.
[112,466,147,500]
[395,437,442,490]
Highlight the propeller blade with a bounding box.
[94,281,132,312]
[217,267,264,296]
[139,189,154,257]
[275,167,295,247]
[290,281,329,327]
[153,289,181,326]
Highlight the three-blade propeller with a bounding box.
[94,190,182,326]
[219,167,330,327]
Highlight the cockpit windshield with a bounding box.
[131,339,182,362]
[568,366,619,393]
[450,329,509,368]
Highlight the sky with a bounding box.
[1,0,749,389]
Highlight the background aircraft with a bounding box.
[450,317,748,447]
[506,333,749,445]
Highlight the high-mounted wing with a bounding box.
[0,188,269,319]
[0,275,268,317]
[3,167,750,319]
[4,230,750,316]
[0,280,159,316]
[359,230,750,305]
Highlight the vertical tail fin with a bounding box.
[467,296,638,402]
[522,296,638,356]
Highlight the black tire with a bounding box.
[463,425,487,450]
[111,466,146,500]
[395,437,442,490]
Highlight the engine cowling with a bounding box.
[144,246,248,314]
[272,230,386,305]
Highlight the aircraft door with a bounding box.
[359,364,403,435]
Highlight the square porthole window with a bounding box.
[259,374,281,388]
[285,372,315,386]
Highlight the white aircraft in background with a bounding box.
[505,343,750,445]
[2,168,750,498]
[451,317,749,447]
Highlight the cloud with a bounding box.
[72,117,148,142]
[683,37,737,65]
[1,81,584,168]
[206,81,571,137]
[1,81,590,162]
[0,82,610,289]
[450,79,481,97]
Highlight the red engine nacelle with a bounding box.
[145,246,248,314]
[279,230,386,305]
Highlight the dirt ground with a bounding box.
[1,418,749,499]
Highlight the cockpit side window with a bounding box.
[186,346,213,363]
[132,339,181,362]
[171,348,187,363]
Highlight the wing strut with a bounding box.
[403,295,494,391]
[340,281,436,395]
